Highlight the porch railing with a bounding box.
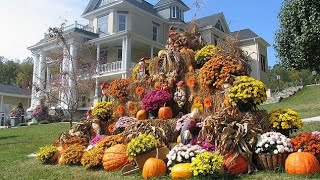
[98,61,122,74]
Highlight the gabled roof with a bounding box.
[154,0,190,10]
[230,29,259,40]
[83,0,158,16]
[191,13,223,28]
[0,84,31,96]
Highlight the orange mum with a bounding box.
[127,101,138,115]
[187,76,196,88]
[108,124,115,134]
[194,96,202,104]
[135,86,145,97]
[204,97,213,108]
[116,105,125,116]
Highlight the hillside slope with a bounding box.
[259,85,320,118]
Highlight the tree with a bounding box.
[33,23,97,128]
[16,57,33,88]
[275,0,320,72]
[0,60,18,85]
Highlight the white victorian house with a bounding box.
[28,0,270,111]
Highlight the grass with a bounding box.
[260,85,320,118]
[0,123,320,180]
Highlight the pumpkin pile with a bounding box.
[36,23,320,179]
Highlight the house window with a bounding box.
[260,55,266,72]
[215,20,225,32]
[171,6,177,18]
[98,14,109,34]
[118,14,127,31]
[179,9,183,20]
[117,49,122,61]
[152,25,158,41]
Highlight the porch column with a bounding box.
[96,44,101,74]
[150,46,154,58]
[93,78,100,105]
[121,37,127,70]
[126,36,132,71]
[37,51,46,103]
[46,65,51,105]
[30,53,40,109]
[0,95,3,112]
[69,43,78,108]
[60,46,69,109]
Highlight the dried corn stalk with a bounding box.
[123,119,178,145]
[199,107,268,172]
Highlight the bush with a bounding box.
[39,120,50,125]
[17,123,28,127]
[29,123,39,126]
[61,119,70,123]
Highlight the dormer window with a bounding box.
[170,6,183,20]
[171,6,177,18]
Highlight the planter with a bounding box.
[135,146,170,169]
[10,117,21,127]
[31,117,39,124]
[257,153,288,170]
[276,129,290,137]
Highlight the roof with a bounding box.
[154,0,190,10]
[230,29,259,40]
[0,84,31,96]
[83,0,158,16]
[189,13,223,28]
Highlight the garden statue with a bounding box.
[174,81,187,108]
[90,119,101,139]
[137,57,147,80]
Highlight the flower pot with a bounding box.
[135,146,170,169]
[10,117,21,127]
[31,117,39,124]
[276,129,290,137]
[257,153,288,170]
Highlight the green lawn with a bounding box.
[0,123,320,180]
[260,85,320,118]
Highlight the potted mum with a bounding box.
[32,101,49,124]
[228,76,267,112]
[142,89,173,117]
[269,108,303,137]
[126,134,169,169]
[10,102,25,126]
[255,132,293,170]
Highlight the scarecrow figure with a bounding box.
[174,81,187,108]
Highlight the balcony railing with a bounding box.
[61,21,94,33]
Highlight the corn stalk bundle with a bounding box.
[199,107,267,172]
[123,119,179,145]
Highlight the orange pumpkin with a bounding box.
[158,105,173,120]
[171,163,192,180]
[142,158,167,179]
[136,110,148,120]
[285,152,320,175]
[224,98,230,107]
[57,146,65,164]
[223,154,248,174]
[102,144,130,171]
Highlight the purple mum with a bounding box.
[142,89,173,112]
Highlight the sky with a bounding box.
[0,0,282,66]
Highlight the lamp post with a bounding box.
[312,70,317,85]
[276,75,281,92]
